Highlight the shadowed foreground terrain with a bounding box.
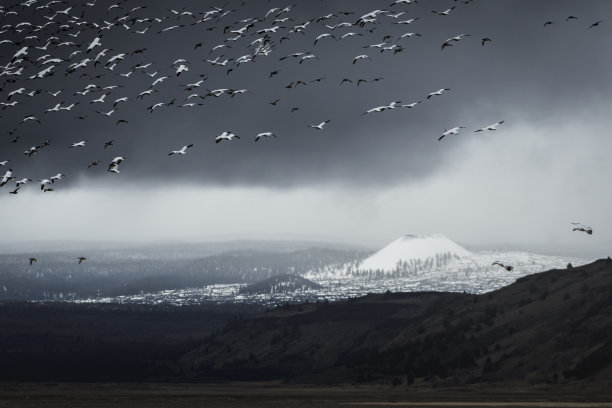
[0,303,263,381]
[183,259,612,385]
[3,383,612,408]
[2,259,612,407]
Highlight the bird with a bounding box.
[255,132,277,142]
[28,258,37,265]
[1,169,14,187]
[88,161,101,168]
[50,173,65,183]
[9,186,20,195]
[438,127,466,141]
[566,16,578,21]
[544,21,554,27]
[38,179,51,190]
[353,54,371,64]
[481,37,491,46]
[77,257,87,264]
[427,88,451,99]
[492,261,514,272]
[215,131,239,143]
[588,20,603,29]
[104,140,114,149]
[432,6,455,16]
[475,121,504,132]
[70,141,86,148]
[309,120,331,130]
[571,223,593,235]
[169,144,194,155]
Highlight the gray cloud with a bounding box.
[0,0,611,254]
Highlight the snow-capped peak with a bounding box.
[359,234,472,272]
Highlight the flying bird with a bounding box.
[28,258,37,265]
[169,144,194,155]
[571,223,593,235]
[492,261,514,272]
[77,257,87,264]
[309,120,331,130]
[588,20,603,29]
[215,131,239,143]
[427,88,451,99]
[438,126,466,141]
[475,121,504,132]
[255,132,277,142]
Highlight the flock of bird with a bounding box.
[0,0,600,267]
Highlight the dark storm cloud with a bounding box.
[1,0,611,188]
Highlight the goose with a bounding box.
[438,126,466,141]
[475,121,504,132]
[45,102,63,113]
[571,223,592,235]
[8,87,26,100]
[353,54,371,64]
[86,36,102,53]
[1,169,14,186]
[9,186,19,195]
[104,140,114,149]
[442,34,471,49]
[21,115,41,124]
[50,173,65,183]
[97,109,116,117]
[566,16,578,21]
[113,97,128,107]
[77,257,87,264]
[15,178,31,187]
[588,20,603,29]
[314,33,335,45]
[215,131,239,143]
[309,120,331,130]
[88,161,101,168]
[151,76,168,87]
[38,179,51,190]
[137,89,157,99]
[299,55,318,64]
[24,146,38,157]
[401,101,421,108]
[255,132,277,142]
[90,93,109,104]
[395,18,418,24]
[60,102,79,111]
[432,6,455,15]
[70,140,86,148]
[492,261,514,271]
[169,144,194,155]
[340,32,362,40]
[175,64,188,75]
[399,32,422,39]
[0,161,8,166]
[28,257,37,265]
[481,37,491,46]
[427,88,450,98]
[390,0,418,5]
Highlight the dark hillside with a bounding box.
[182,258,612,386]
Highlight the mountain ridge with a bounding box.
[181,258,612,385]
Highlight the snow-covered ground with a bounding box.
[75,234,590,306]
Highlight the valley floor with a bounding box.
[2,383,612,408]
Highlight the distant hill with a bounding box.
[239,274,322,295]
[182,258,612,386]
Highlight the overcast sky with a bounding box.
[0,0,610,257]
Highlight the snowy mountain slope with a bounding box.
[304,234,589,294]
[359,234,472,272]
